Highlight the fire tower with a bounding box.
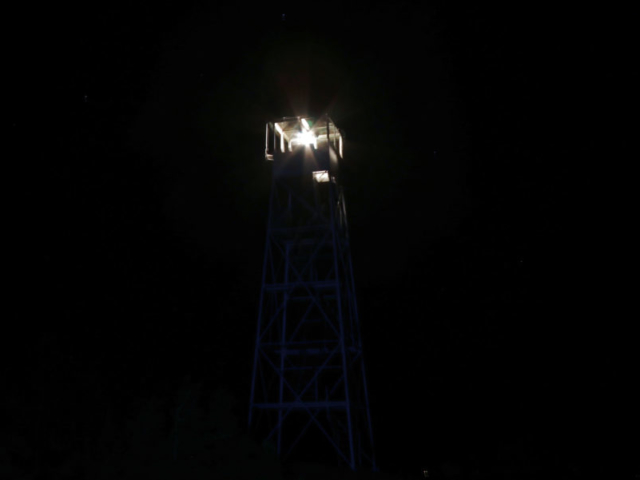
[249,116,376,471]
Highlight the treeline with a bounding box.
[2,373,402,480]
[1,376,282,480]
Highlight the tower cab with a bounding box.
[265,115,344,181]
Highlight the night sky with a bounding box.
[8,5,635,479]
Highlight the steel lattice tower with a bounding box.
[249,116,376,471]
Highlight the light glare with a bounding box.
[313,170,329,183]
[291,131,317,148]
[275,123,285,152]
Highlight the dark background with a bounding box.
[7,4,635,479]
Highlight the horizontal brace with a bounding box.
[270,225,331,235]
[282,295,338,302]
[285,296,337,302]
[264,280,338,291]
[259,345,359,354]
[282,365,343,371]
[252,401,347,410]
[275,348,337,355]
[261,340,339,347]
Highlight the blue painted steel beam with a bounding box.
[249,116,376,471]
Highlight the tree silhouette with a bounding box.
[96,375,285,480]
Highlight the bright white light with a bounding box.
[291,131,317,148]
[301,118,311,131]
[313,170,329,183]
[275,123,285,152]
[339,135,343,157]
